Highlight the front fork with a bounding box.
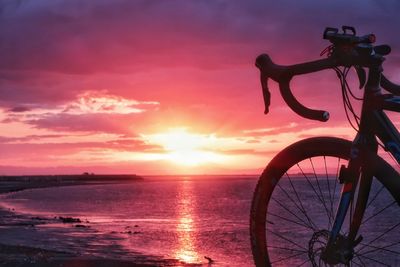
[323,56,382,264]
[323,136,377,263]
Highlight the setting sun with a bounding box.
[144,128,227,166]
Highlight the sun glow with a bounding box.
[144,128,227,166]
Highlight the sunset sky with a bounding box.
[1,0,400,175]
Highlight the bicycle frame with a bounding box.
[376,97,400,161]
[256,50,400,265]
[326,64,400,255]
[330,88,400,246]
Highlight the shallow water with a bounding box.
[0,176,257,266]
[1,175,399,266]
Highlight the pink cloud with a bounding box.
[1,1,400,174]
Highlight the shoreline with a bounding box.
[0,177,202,267]
[0,174,144,194]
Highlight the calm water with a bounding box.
[1,175,399,266]
[0,176,258,266]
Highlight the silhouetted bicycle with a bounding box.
[250,26,400,266]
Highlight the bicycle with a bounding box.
[250,26,400,266]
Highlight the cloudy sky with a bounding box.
[1,0,400,175]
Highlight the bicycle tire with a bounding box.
[250,137,400,266]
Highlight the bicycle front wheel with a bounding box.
[250,137,400,266]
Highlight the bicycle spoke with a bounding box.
[276,181,317,230]
[270,251,308,264]
[333,157,340,205]
[268,211,312,230]
[349,195,354,235]
[266,245,306,253]
[296,258,310,267]
[309,158,333,228]
[271,196,314,230]
[297,163,333,224]
[361,200,396,225]
[365,184,385,210]
[267,228,308,251]
[353,252,367,267]
[357,221,400,253]
[358,240,400,256]
[323,156,334,227]
[286,172,318,230]
[354,252,391,266]
[350,259,363,267]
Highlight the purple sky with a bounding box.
[1,0,400,174]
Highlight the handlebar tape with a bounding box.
[279,80,330,122]
[256,54,330,122]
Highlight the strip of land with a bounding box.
[0,174,143,194]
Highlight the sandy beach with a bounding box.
[0,176,202,267]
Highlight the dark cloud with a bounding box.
[0,136,161,151]
[25,113,138,134]
[1,0,399,74]
[0,70,82,106]
[0,134,78,143]
[8,106,31,112]
[1,0,256,73]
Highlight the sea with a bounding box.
[0,176,258,266]
[0,175,398,266]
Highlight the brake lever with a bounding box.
[354,66,366,89]
[260,73,271,114]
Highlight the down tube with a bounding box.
[373,110,400,164]
[372,110,400,204]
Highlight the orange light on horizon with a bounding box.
[142,128,228,166]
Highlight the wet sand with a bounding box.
[0,176,202,267]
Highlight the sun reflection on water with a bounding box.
[174,180,200,264]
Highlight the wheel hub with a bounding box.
[309,230,354,266]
